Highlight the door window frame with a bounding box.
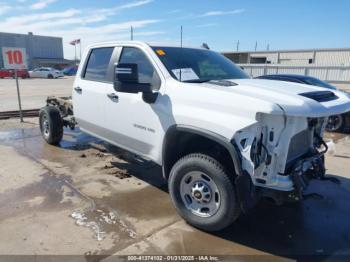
[115,46,162,91]
[81,46,117,84]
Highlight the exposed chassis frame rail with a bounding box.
[46,96,76,129]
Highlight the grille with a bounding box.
[286,129,311,168]
[299,91,338,102]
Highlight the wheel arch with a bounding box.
[162,125,243,180]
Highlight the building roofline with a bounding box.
[0,31,62,40]
[222,47,350,54]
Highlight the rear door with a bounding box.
[73,46,116,137]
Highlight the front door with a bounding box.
[31,68,40,78]
[103,46,166,163]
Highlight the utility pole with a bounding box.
[131,26,134,41]
[74,44,77,65]
[180,25,183,82]
[180,25,183,48]
[236,40,240,52]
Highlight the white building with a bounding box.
[222,48,350,83]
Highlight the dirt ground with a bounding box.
[0,117,350,262]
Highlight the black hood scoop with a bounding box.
[299,91,338,102]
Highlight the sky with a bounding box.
[0,0,349,59]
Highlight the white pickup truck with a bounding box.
[39,41,350,231]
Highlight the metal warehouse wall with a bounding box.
[224,49,350,67]
[250,53,279,64]
[279,51,314,65]
[240,65,350,83]
[0,32,63,68]
[224,48,350,82]
[315,51,350,66]
[30,34,63,59]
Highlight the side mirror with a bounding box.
[114,63,151,94]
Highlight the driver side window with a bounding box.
[119,47,161,90]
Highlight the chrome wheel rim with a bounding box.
[327,115,343,131]
[180,171,220,217]
[42,116,50,137]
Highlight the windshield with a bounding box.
[151,46,249,82]
[303,76,337,90]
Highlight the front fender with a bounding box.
[162,125,243,179]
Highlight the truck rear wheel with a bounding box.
[39,106,63,145]
[169,153,241,232]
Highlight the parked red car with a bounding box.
[0,69,12,78]
[0,69,29,79]
[10,69,30,79]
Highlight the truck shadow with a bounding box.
[58,128,350,259]
[214,175,350,260]
[110,155,350,260]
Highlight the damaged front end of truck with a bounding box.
[233,90,350,206]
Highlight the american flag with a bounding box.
[70,39,81,45]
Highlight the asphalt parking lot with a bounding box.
[0,77,73,112]
[0,117,350,261]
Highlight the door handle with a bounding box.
[74,86,82,93]
[107,93,119,102]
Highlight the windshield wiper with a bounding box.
[182,79,211,83]
[182,79,238,86]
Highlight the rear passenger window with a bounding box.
[84,47,114,81]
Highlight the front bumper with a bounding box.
[256,152,327,205]
[289,152,325,201]
[255,133,329,204]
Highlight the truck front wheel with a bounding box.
[169,153,241,232]
[39,106,63,145]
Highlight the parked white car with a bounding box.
[29,67,63,79]
[39,41,350,231]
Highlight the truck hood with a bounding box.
[198,79,350,117]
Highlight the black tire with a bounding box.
[39,106,63,145]
[169,153,241,232]
[326,114,344,132]
[48,74,54,79]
